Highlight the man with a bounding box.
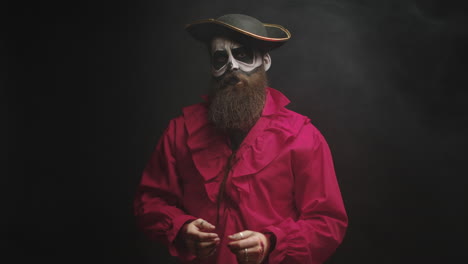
[134,14,348,264]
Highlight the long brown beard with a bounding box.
[208,67,268,132]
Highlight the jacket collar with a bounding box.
[182,87,305,202]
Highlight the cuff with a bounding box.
[167,214,198,260]
[261,232,276,264]
[261,224,288,263]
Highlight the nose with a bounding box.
[227,55,239,71]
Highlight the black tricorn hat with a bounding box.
[185,14,291,52]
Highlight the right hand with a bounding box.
[181,218,220,258]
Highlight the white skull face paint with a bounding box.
[210,37,271,77]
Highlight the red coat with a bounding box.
[134,87,348,263]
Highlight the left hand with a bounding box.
[227,230,270,264]
[179,218,219,259]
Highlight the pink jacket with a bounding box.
[134,87,348,263]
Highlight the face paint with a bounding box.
[210,37,265,77]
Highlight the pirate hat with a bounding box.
[185,14,291,52]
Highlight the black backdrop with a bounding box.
[6,0,468,263]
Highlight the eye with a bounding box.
[215,56,227,62]
[232,47,253,64]
[236,51,246,58]
[212,51,228,69]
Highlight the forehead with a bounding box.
[210,37,243,52]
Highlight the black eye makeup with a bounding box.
[232,47,254,64]
[212,46,256,70]
[212,50,228,70]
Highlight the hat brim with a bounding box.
[185,19,291,52]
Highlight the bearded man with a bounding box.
[134,14,348,264]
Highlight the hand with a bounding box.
[227,230,270,264]
[180,218,220,258]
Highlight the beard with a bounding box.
[208,66,268,132]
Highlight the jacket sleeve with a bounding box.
[262,123,348,264]
[134,119,197,260]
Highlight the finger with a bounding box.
[194,218,216,230]
[198,238,220,249]
[195,239,220,259]
[187,224,219,241]
[194,230,219,242]
[187,228,219,242]
[228,230,254,240]
[228,235,260,251]
[236,246,264,264]
[193,218,206,229]
[234,247,254,264]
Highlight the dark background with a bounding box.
[6,0,468,263]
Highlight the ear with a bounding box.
[262,53,272,71]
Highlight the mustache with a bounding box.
[217,71,249,89]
